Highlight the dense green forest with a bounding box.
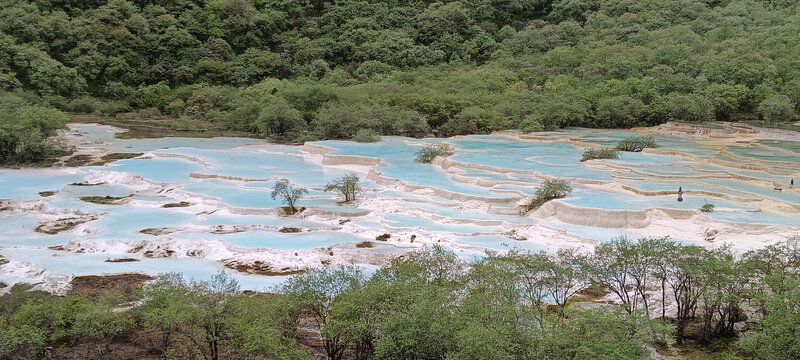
[2,237,799,359]
[1,0,799,154]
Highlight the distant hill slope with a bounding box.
[0,0,798,142]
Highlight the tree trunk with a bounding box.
[661,279,666,319]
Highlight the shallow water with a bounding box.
[2,123,799,291]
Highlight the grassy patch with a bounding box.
[38,191,57,197]
[105,258,140,263]
[162,201,192,208]
[91,152,144,165]
[279,227,301,233]
[569,283,609,303]
[70,273,154,302]
[69,182,105,186]
[356,241,375,248]
[700,202,715,212]
[414,143,454,163]
[616,136,657,152]
[79,195,131,205]
[581,148,620,162]
[375,233,391,241]
[225,261,306,276]
[34,217,92,235]
[280,206,306,215]
[525,179,572,211]
[64,154,93,167]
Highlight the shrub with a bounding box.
[526,179,572,211]
[758,94,795,123]
[162,201,192,208]
[352,129,381,143]
[519,115,544,133]
[79,195,130,205]
[414,143,454,163]
[354,60,395,81]
[67,96,129,115]
[376,233,391,241]
[504,230,527,240]
[64,155,93,167]
[581,148,620,162]
[355,241,374,248]
[616,136,657,152]
[700,202,715,212]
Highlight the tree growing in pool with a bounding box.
[414,143,454,163]
[526,179,572,211]
[271,179,308,214]
[324,173,362,203]
[616,136,657,152]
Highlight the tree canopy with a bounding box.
[0,0,798,144]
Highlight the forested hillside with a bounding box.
[1,0,799,144]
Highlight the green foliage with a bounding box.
[4,237,799,359]
[79,195,129,205]
[351,129,381,143]
[758,94,796,123]
[0,317,47,359]
[740,238,800,359]
[135,273,194,354]
[250,96,306,142]
[2,0,797,143]
[527,179,572,211]
[70,299,134,346]
[270,178,308,214]
[700,202,715,212]
[224,295,313,360]
[581,148,620,162]
[617,136,658,152]
[282,266,365,360]
[135,271,311,359]
[742,284,800,359]
[414,143,454,163]
[0,285,138,359]
[324,173,362,203]
[162,201,192,208]
[0,92,71,165]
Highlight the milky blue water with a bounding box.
[384,214,501,234]
[457,235,549,252]
[0,170,84,200]
[2,123,800,291]
[0,248,285,291]
[393,201,536,225]
[103,157,204,183]
[320,138,510,198]
[563,188,754,211]
[727,146,800,163]
[178,229,367,249]
[760,140,800,153]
